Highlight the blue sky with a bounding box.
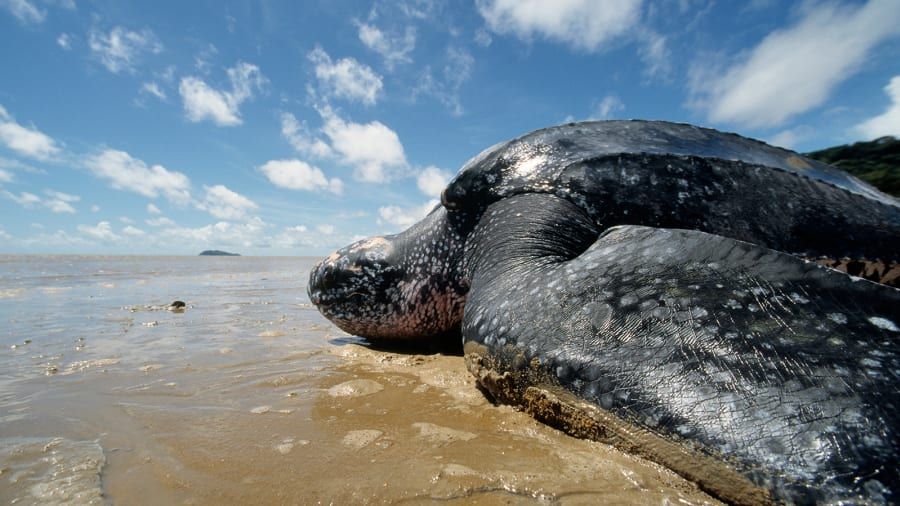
[1,0,898,256]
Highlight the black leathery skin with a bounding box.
[444,123,899,262]
[463,193,900,504]
[309,120,900,504]
[443,120,897,212]
[308,205,469,340]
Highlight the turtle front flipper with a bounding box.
[462,193,899,505]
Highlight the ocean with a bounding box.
[0,255,719,504]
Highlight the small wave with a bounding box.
[0,437,105,505]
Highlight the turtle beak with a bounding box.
[308,258,338,307]
[307,236,396,312]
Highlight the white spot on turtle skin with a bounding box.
[650,307,672,320]
[619,294,638,307]
[789,293,809,304]
[868,316,899,332]
[639,299,658,311]
[860,358,881,368]
[750,287,767,296]
[724,299,742,310]
[828,313,848,325]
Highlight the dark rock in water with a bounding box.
[167,300,186,312]
[199,250,240,256]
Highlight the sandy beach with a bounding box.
[0,255,720,504]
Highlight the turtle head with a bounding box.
[308,206,468,341]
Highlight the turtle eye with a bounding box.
[440,186,462,210]
[442,171,486,211]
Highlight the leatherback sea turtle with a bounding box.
[308,121,900,504]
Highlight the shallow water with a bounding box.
[0,255,720,504]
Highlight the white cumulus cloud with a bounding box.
[178,77,238,125]
[43,189,80,214]
[357,22,416,69]
[0,105,62,161]
[308,47,383,106]
[57,33,72,49]
[378,199,438,229]
[0,156,43,175]
[3,190,41,207]
[280,112,332,158]
[270,224,353,250]
[2,0,45,24]
[88,26,163,74]
[77,221,120,241]
[272,225,317,249]
[416,166,451,197]
[280,106,408,184]
[416,47,474,116]
[319,107,407,183]
[43,198,76,215]
[689,0,900,129]
[146,216,175,227]
[637,30,670,79]
[0,168,12,183]
[85,149,191,204]
[159,217,268,249]
[855,75,900,139]
[259,159,343,194]
[396,0,441,20]
[197,184,258,221]
[147,203,161,214]
[474,28,493,47]
[122,225,146,236]
[141,82,167,101]
[3,189,78,213]
[476,0,643,51]
[592,94,625,120]
[179,61,267,126]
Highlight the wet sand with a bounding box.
[0,256,720,504]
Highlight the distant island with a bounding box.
[199,250,241,256]
[807,136,899,197]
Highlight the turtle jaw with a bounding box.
[308,207,470,341]
[308,236,406,338]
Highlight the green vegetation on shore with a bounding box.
[806,136,900,197]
